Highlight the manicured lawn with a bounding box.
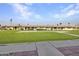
[67,30,79,35]
[0,30,79,44]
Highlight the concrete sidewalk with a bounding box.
[0,42,63,56]
[49,39,79,47]
[36,42,63,56]
[0,43,36,54]
[0,39,79,56]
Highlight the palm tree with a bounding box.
[59,22,62,25]
[68,22,70,26]
[0,24,1,26]
[10,18,12,26]
[18,24,21,26]
[57,24,59,26]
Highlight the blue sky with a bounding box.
[0,3,79,25]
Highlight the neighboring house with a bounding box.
[0,25,79,31]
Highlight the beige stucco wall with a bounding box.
[63,28,74,30]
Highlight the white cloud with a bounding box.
[66,10,76,16]
[53,14,60,18]
[62,4,75,12]
[66,10,79,17]
[53,14,65,19]
[11,4,33,19]
[10,3,42,20]
[53,3,79,19]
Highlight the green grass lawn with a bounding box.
[0,30,79,44]
[67,30,79,35]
